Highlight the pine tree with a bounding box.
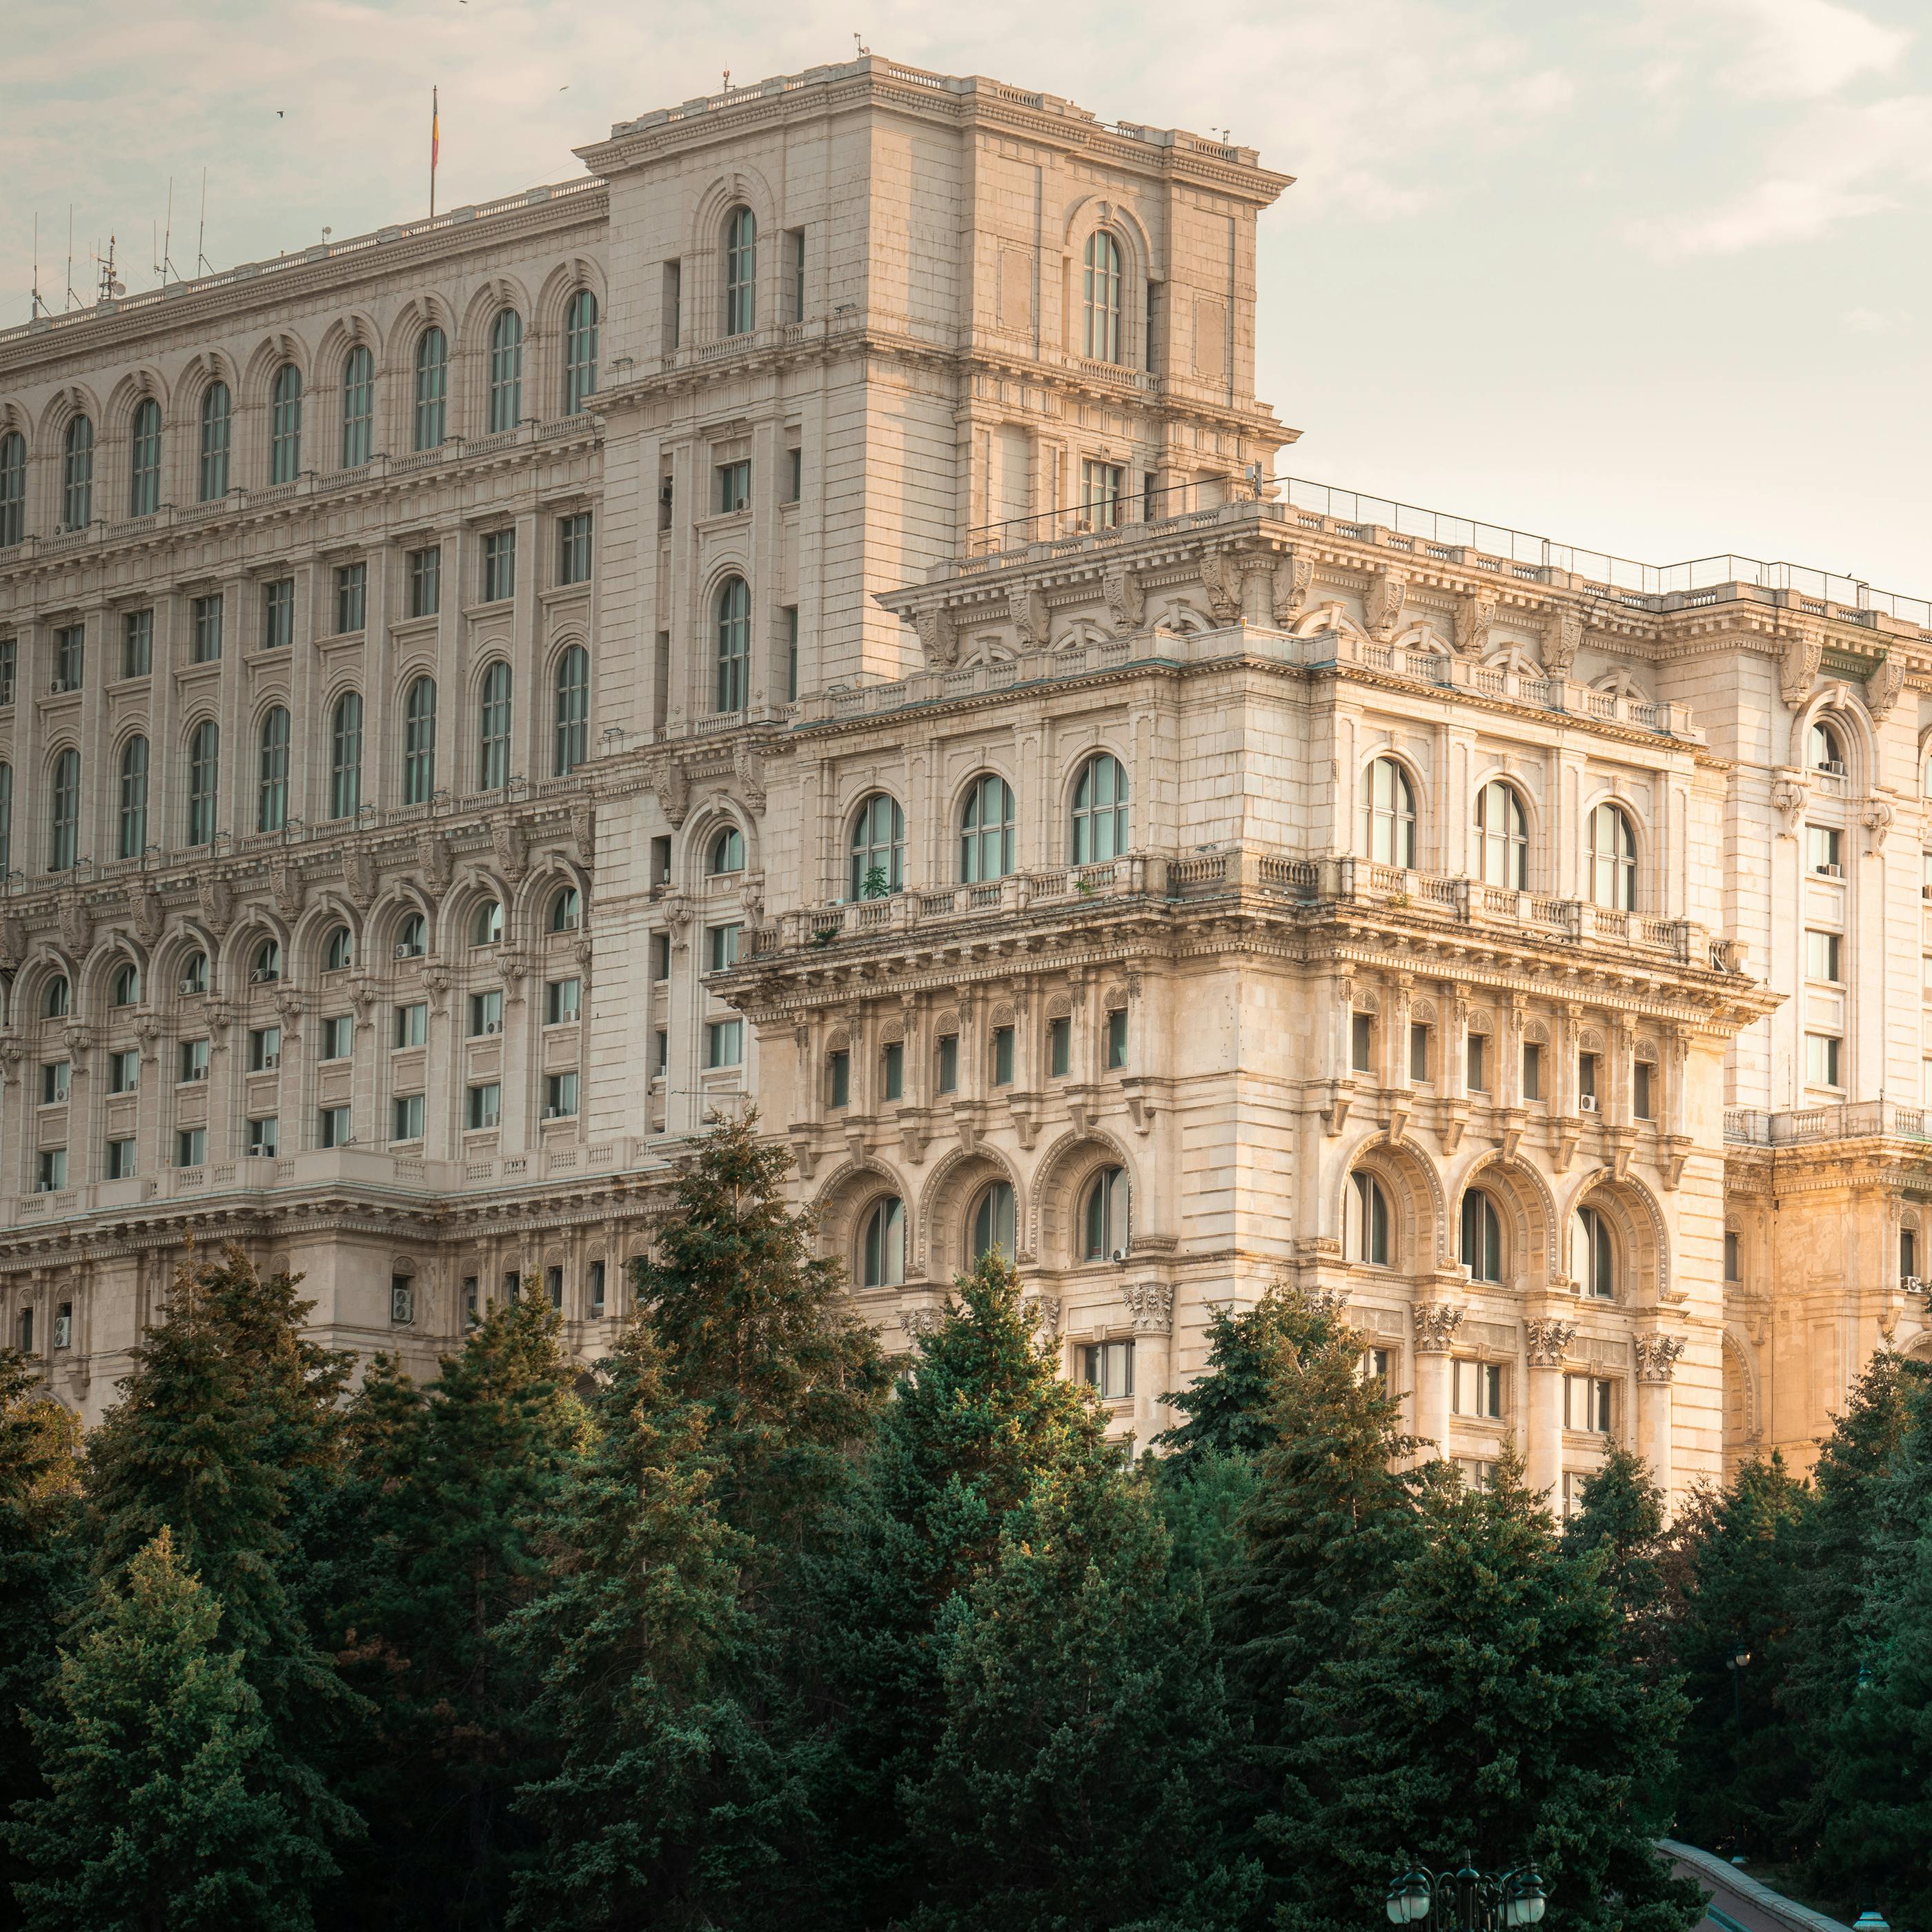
[1265,1459,1705,1932]
[6,1529,346,1931]
[1155,1285,1339,1466]
[1561,1446,1668,1666]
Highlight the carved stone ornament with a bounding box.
[0,1036,21,1081]
[1861,797,1895,855]
[56,892,90,956]
[899,1308,943,1339]
[197,877,234,937]
[1008,584,1049,649]
[732,740,767,814]
[650,756,690,829]
[1199,546,1243,625]
[1457,592,1499,659]
[1544,607,1584,673]
[342,843,378,911]
[268,860,304,923]
[490,820,529,885]
[1101,560,1145,635]
[1412,1301,1464,1354]
[913,604,959,667]
[569,802,595,862]
[417,832,453,902]
[1866,654,1906,723]
[1123,1281,1174,1332]
[1635,1333,1686,1384]
[0,919,24,969]
[127,880,164,946]
[1780,628,1824,711]
[1366,569,1408,642]
[1025,1294,1063,1340]
[1272,555,1314,627]
[1524,1317,1577,1368]
[1771,772,1808,836]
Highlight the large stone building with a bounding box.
[0,55,1924,1504]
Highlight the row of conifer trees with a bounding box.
[0,1115,1924,1931]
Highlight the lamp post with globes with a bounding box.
[1386,1861,1549,1932]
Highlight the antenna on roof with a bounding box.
[854,31,869,55]
[155,177,178,285]
[30,213,48,321]
[96,234,126,302]
[196,168,213,276]
[64,206,77,311]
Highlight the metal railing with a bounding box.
[1724,1100,1932,1147]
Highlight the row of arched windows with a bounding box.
[4,647,589,869]
[1359,756,1642,909]
[0,293,597,539]
[854,1163,1129,1288]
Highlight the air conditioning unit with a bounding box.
[484,1021,502,1036]
[1110,1247,1127,1265]
[259,1053,281,1072]
[184,1065,208,1083]
[1579,1094,1600,1114]
[390,1283,415,1326]
[395,942,424,960]
[48,680,65,695]
[1905,1276,1925,1295]
[250,967,277,983]
[52,1314,71,1351]
[36,1180,55,1194]
[179,976,204,996]
[1818,863,1844,878]
[1820,760,1846,776]
[544,1105,566,1119]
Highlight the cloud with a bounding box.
[1702,0,1909,99]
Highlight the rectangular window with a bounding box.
[335,561,367,634]
[1081,460,1125,530]
[1634,1061,1656,1121]
[589,1259,607,1318]
[1467,1033,1489,1093]
[707,923,742,972]
[39,1061,70,1105]
[106,1136,137,1179]
[1351,1012,1374,1074]
[545,1265,564,1310]
[1523,1041,1543,1102]
[545,978,582,1025]
[788,227,807,320]
[654,1028,669,1076]
[1806,1032,1843,1088]
[706,1018,743,1068]
[651,835,673,887]
[469,989,504,1036]
[482,529,517,604]
[36,1149,66,1192]
[558,511,593,586]
[321,1014,355,1060]
[248,1026,282,1072]
[392,1093,426,1141]
[1360,1347,1391,1388]
[827,1050,851,1108]
[992,1025,1014,1087]
[1806,928,1843,982]
[466,1083,502,1131]
[319,1105,352,1149]
[259,577,294,652]
[1904,1228,1919,1283]
[1724,1230,1741,1282]
[883,1039,905,1101]
[108,1048,139,1094]
[783,446,802,504]
[0,636,14,705]
[123,607,154,676]
[1048,1016,1072,1078]
[463,1275,480,1324]
[1455,1458,1499,1491]
[1452,1359,1504,1419]
[393,1002,428,1048]
[664,259,682,348]
[408,545,442,618]
[544,1071,579,1118]
[1807,824,1843,875]
[784,604,800,702]
[715,460,751,514]
[1579,1052,1599,1110]
[937,1034,959,1094]
[651,933,672,982]
[1564,1374,1614,1435]
[54,622,84,689]
[506,1270,522,1304]
[177,1127,207,1167]
[1081,1339,1134,1400]
[1410,1022,1431,1083]
[1107,1008,1129,1070]
[178,1038,210,1083]
[247,1116,278,1157]
[190,594,222,664]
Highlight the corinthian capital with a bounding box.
[1524,1317,1577,1368]
[1635,1333,1686,1384]
[1412,1301,1463,1354]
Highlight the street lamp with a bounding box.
[1726,1648,1751,1730]
[1386,1862,1548,1931]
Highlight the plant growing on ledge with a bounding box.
[861,865,891,900]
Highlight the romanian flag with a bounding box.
[431,88,440,175]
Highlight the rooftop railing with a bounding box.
[1724,1101,1932,1147]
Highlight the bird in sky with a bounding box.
[276,110,284,118]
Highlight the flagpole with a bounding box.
[430,87,440,218]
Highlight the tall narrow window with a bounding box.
[128,398,161,515]
[408,546,441,618]
[1587,802,1638,910]
[1475,779,1529,889]
[849,793,905,898]
[714,575,750,712]
[119,609,153,677]
[959,773,1016,883]
[1361,757,1417,867]
[724,208,756,335]
[477,661,512,789]
[329,691,363,818]
[0,635,14,704]
[55,624,83,688]
[269,364,303,483]
[1070,753,1129,863]
[413,327,448,450]
[1460,1190,1504,1283]
[335,562,366,634]
[861,1197,905,1288]
[487,308,524,432]
[563,289,599,411]
[47,749,79,871]
[257,707,290,831]
[1081,460,1124,530]
[482,530,515,602]
[0,762,11,876]
[190,594,222,664]
[789,228,807,321]
[1575,1205,1615,1299]
[553,645,589,776]
[557,511,593,585]
[402,677,437,803]
[340,346,373,466]
[117,736,149,857]
[0,431,24,545]
[970,1182,1016,1264]
[1083,231,1124,362]
[1083,1165,1130,1260]
[197,382,232,498]
[1351,1170,1392,1265]
[188,722,219,846]
[61,416,94,528]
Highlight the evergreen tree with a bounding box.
[6,1529,346,1931]
[1265,1460,1704,1932]
[1156,1285,1339,1466]
[1561,1446,1668,1665]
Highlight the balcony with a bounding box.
[1724,1100,1932,1147]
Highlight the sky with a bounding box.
[3,0,1927,597]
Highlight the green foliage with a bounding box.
[1156,1285,1341,1466]
[1562,1445,1669,1663]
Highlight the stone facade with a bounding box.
[0,55,1924,1502]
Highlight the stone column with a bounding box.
[1125,1282,1174,1443]
[1524,1317,1577,1502]
[1412,1301,1463,1459]
[1635,1334,1686,1496]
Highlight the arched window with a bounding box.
[553,646,589,776]
[724,208,757,336]
[128,398,161,516]
[959,774,1017,884]
[969,1181,1016,1265]
[257,707,290,832]
[395,912,426,958]
[0,431,24,546]
[1070,753,1129,864]
[61,416,94,529]
[708,825,745,875]
[324,926,353,972]
[402,678,437,804]
[1459,1189,1504,1284]
[117,736,149,857]
[1810,718,1845,774]
[1361,757,1417,867]
[488,309,524,432]
[413,327,448,451]
[1475,779,1528,889]
[562,289,599,412]
[179,950,208,996]
[0,761,12,876]
[340,346,374,467]
[1083,231,1124,363]
[269,364,303,483]
[253,938,282,984]
[42,976,70,1018]
[187,721,219,846]
[549,886,580,932]
[849,793,905,898]
[329,691,363,819]
[477,660,512,789]
[47,749,79,871]
[471,898,504,947]
[199,382,232,499]
[1574,1205,1615,1300]
[1082,1165,1130,1261]
[110,963,141,1007]
[714,575,750,712]
[1350,1171,1392,1266]
[862,1197,905,1288]
[1587,802,1637,911]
